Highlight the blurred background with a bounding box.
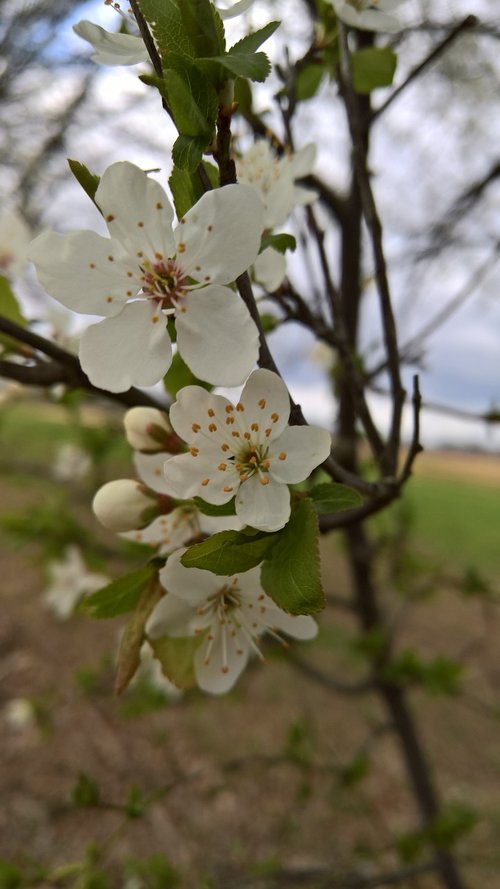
[1,1,500,886]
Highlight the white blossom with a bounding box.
[0,208,31,280]
[52,443,92,482]
[332,0,403,32]
[29,162,263,392]
[236,141,317,230]
[3,698,36,732]
[146,548,318,694]
[162,368,332,532]
[44,546,108,619]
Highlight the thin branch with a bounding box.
[399,375,423,485]
[372,16,478,122]
[0,317,163,409]
[289,653,374,696]
[338,25,405,476]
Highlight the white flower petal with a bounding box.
[29,230,133,317]
[95,162,176,259]
[253,248,286,292]
[159,548,224,605]
[239,368,291,437]
[169,386,233,443]
[235,473,291,531]
[194,625,250,694]
[134,452,174,495]
[0,208,31,279]
[163,451,239,504]
[79,300,172,392]
[217,0,254,19]
[146,593,194,638]
[262,604,318,640]
[177,184,263,285]
[268,426,332,483]
[289,143,317,178]
[73,21,149,65]
[176,286,259,386]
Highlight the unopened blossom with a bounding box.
[146,548,318,694]
[29,161,263,392]
[236,141,317,230]
[162,368,332,532]
[124,406,182,453]
[44,545,108,619]
[92,478,159,533]
[332,0,403,32]
[0,208,31,280]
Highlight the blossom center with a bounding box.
[140,258,188,307]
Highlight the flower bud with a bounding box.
[124,407,182,453]
[92,479,157,533]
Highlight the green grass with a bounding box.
[402,475,500,576]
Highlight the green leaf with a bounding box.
[136,0,195,62]
[178,0,223,58]
[168,161,219,218]
[172,133,209,172]
[309,482,363,514]
[229,21,280,55]
[163,349,212,398]
[148,635,203,689]
[260,498,325,615]
[295,63,324,101]
[83,564,158,619]
[196,51,271,83]
[351,47,397,94]
[0,275,27,352]
[260,232,296,254]
[0,860,23,889]
[181,528,278,575]
[234,77,253,114]
[192,497,237,517]
[70,773,101,808]
[162,66,218,137]
[67,159,100,205]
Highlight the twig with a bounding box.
[372,16,478,122]
[338,25,405,476]
[289,653,374,695]
[398,375,423,484]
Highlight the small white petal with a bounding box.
[73,21,149,65]
[146,593,194,639]
[194,625,250,694]
[160,548,225,605]
[79,300,172,392]
[95,162,175,258]
[178,184,264,285]
[29,230,132,317]
[289,143,317,178]
[253,248,286,292]
[239,368,291,437]
[268,426,332,483]
[176,286,259,386]
[235,474,291,531]
[164,452,238,504]
[134,452,175,495]
[217,0,254,19]
[169,386,233,444]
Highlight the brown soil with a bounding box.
[1,453,500,888]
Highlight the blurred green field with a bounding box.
[1,400,499,576]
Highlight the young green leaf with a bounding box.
[178,0,224,58]
[309,482,363,514]
[168,161,219,219]
[0,275,27,351]
[148,635,203,688]
[260,498,325,615]
[172,134,209,172]
[136,0,195,62]
[162,67,217,136]
[260,233,297,254]
[83,563,158,619]
[163,350,212,398]
[192,497,237,517]
[351,47,397,94]
[67,159,100,205]
[180,528,278,575]
[295,64,324,101]
[196,51,271,83]
[228,21,280,55]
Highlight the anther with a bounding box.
[260,476,270,485]
[106,214,115,222]
[201,478,210,486]
[221,443,230,452]
[271,412,279,423]
[278,452,287,460]
[208,423,217,432]
[223,486,234,493]
[218,463,227,471]
[208,408,215,417]
[190,447,199,456]
[251,423,259,431]
[236,402,244,412]
[258,399,266,408]
[192,423,201,433]
[225,405,234,413]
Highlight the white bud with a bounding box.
[92,479,156,533]
[124,407,173,452]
